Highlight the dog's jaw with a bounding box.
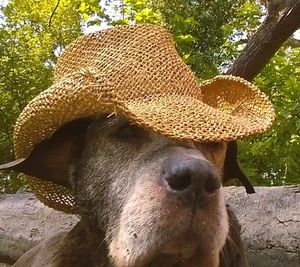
[107,182,228,267]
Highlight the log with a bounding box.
[0,193,79,265]
[226,186,300,267]
[0,186,299,266]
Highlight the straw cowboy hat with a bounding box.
[5,24,275,212]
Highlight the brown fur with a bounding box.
[4,116,247,267]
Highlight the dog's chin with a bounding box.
[109,236,198,267]
[108,217,227,267]
[161,236,200,259]
[108,185,228,267]
[109,222,216,267]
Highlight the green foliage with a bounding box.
[0,0,106,192]
[239,47,300,186]
[111,0,161,25]
[157,0,245,78]
[221,1,262,69]
[221,1,300,186]
[0,0,299,192]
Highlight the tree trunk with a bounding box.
[228,0,300,81]
[0,187,299,267]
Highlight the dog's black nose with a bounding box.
[163,158,221,196]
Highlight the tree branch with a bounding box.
[225,1,300,185]
[227,0,300,81]
[48,0,61,28]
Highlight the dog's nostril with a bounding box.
[165,173,192,191]
[163,158,221,196]
[204,173,221,194]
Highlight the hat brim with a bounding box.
[14,75,275,158]
[117,76,275,143]
[119,96,260,142]
[12,75,275,213]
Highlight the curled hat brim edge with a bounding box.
[12,75,275,213]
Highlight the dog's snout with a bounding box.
[163,158,221,196]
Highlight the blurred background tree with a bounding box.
[0,0,299,193]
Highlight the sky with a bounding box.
[84,0,118,33]
[1,0,299,40]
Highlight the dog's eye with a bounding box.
[114,123,141,140]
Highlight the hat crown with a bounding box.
[55,25,201,100]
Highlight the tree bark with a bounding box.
[0,187,299,267]
[0,193,79,265]
[226,186,300,267]
[227,0,300,81]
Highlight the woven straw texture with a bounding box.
[13,24,275,213]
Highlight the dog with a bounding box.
[2,116,247,267]
[1,24,274,267]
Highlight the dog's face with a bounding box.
[72,116,228,267]
[1,115,234,267]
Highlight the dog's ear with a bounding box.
[0,118,93,188]
[223,141,255,194]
